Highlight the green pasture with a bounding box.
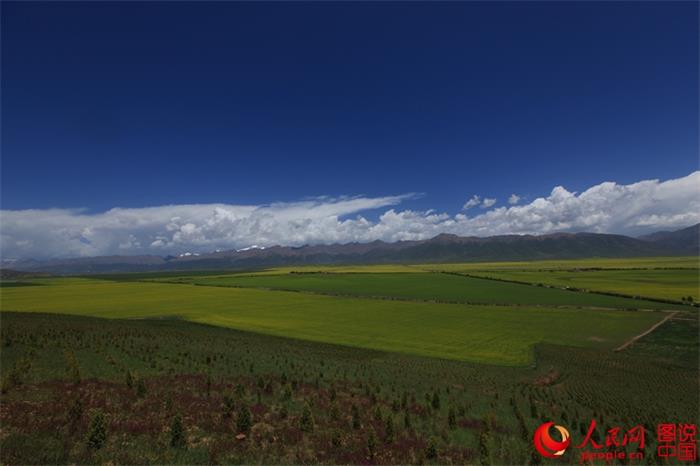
[0,278,664,365]
[168,272,685,310]
[213,256,698,275]
[422,256,699,271]
[466,269,698,302]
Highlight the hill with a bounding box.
[638,223,699,251]
[3,225,698,275]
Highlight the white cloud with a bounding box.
[1,172,699,260]
[462,195,481,210]
[508,194,520,205]
[481,198,497,208]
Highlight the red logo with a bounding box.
[534,422,571,458]
[532,420,697,462]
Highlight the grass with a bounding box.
[421,256,700,271]
[464,268,699,302]
[197,257,698,275]
[0,278,665,365]
[162,271,688,310]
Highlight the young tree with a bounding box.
[479,429,491,465]
[300,403,315,433]
[404,409,412,430]
[237,405,252,434]
[352,404,361,429]
[65,350,81,384]
[528,446,542,465]
[385,414,395,443]
[170,414,186,449]
[431,392,441,410]
[136,378,147,398]
[86,410,107,450]
[426,437,438,460]
[331,430,342,448]
[222,392,235,420]
[374,406,383,422]
[67,398,83,433]
[282,384,292,401]
[367,427,377,459]
[329,402,339,421]
[448,407,457,429]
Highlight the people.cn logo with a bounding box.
[534,422,571,458]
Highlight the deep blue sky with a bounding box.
[2,1,698,214]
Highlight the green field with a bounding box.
[160,271,688,310]
[415,256,699,303]
[422,256,700,271]
[464,268,699,302]
[215,256,699,275]
[0,278,666,365]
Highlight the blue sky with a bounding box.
[1,2,699,258]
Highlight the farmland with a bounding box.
[155,271,688,310]
[0,256,698,464]
[459,269,698,302]
[0,311,697,465]
[422,256,699,303]
[0,278,668,365]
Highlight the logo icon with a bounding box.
[534,422,571,458]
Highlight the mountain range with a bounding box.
[2,224,698,275]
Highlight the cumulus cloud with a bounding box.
[508,194,520,205]
[1,172,699,260]
[481,198,497,208]
[462,195,481,210]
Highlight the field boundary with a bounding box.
[614,311,679,352]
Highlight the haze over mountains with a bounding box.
[2,224,697,275]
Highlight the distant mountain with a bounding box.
[0,269,52,280]
[638,223,699,252]
[2,226,698,275]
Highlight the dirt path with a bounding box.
[614,311,679,352]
